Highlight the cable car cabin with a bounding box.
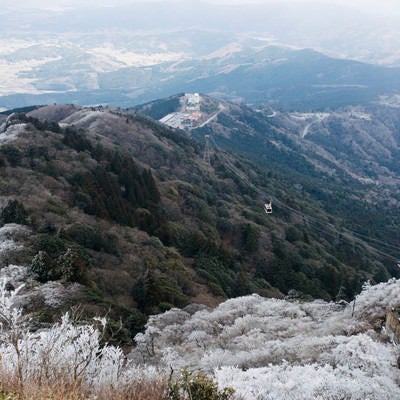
[264,202,272,214]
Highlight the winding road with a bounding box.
[301,113,329,138]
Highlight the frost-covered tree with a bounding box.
[30,251,55,282]
[131,279,400,399]
[0,280,28,391]
[57,248,86,283]
[2,273,400,399]
[0,279,167,399]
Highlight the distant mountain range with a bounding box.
[1,1,400,110]
[2,43,400,111]
[2,1,400,65]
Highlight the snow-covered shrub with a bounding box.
[352,279,400,319]
[215,359,399,400]
[0,279,168,399]
[132,279,400,399]
[2,274,400,399]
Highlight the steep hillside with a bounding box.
[130,279,400,399]
[0,104,397,342]
[1,265,400,399]
[138,94,400,264]
[196,101,400,250]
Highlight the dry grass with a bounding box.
[0,373,169,400]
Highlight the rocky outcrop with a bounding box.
[385,308,400,344]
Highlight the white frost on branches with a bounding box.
[38,281,82,308]
[0,279,164,396]
[215,354,398,400]
[0,224,31,286]
[353,278,400,318]
[0,264,29,287]
[131,280,400,399]
[0,224,30,241]
[1,271,400,399]
[0,123,27,144]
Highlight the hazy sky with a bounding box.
[2,0,399,25]
[4,0,400,15]
[221,0,400,16]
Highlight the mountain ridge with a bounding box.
[138,93,400,264]
[2,43,400,111]
[0,100,399,342]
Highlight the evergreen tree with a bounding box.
[0,200,27,226]
[30,251,58,283]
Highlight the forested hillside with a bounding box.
[139,94,400,268]
[0,103,398,343]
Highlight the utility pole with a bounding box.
[203,135,211,166]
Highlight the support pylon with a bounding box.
[203,135,211,166]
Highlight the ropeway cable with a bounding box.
[207,134,400,262]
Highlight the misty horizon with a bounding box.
[0,0,399,109]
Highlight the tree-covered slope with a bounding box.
[190,100,400,255]
[0,104,397,343]
[138,94,400,270]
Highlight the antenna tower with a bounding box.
[203,135,211,166]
